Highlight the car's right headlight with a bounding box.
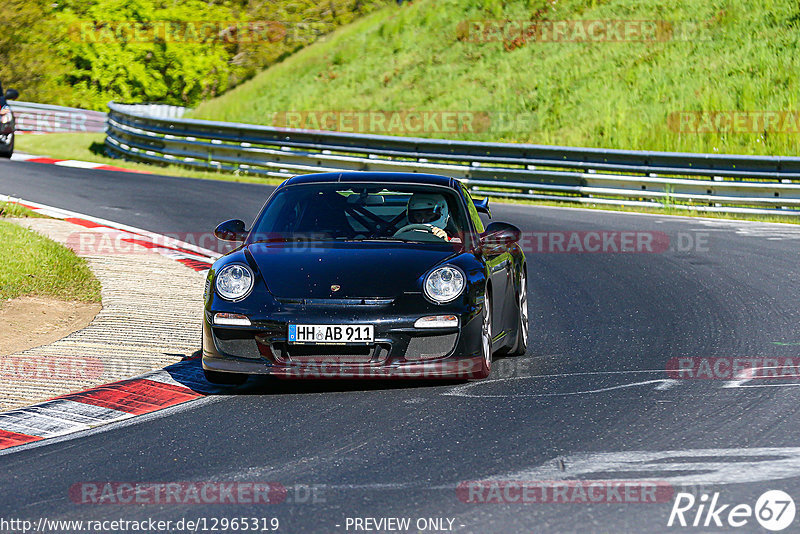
[424,266,465,304]
[215,264,254,301]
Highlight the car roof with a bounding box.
[283,172,456,189]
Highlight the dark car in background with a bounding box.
[0,84,20,158]
[202,172,528,384]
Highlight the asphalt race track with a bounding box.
[3,159,800,533]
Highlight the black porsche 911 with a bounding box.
[202,172,528,384]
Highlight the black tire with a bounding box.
[509,270,529,356]
[476,290,493,379]
[0,133,13,159]
[203,369,248,385]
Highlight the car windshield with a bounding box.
[251,182,470,244]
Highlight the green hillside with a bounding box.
[189,0,800,156]
[1,0,389,109]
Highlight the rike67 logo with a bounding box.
[668,490,796,531]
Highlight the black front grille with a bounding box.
[278,344,389,364]
[275,297,394,307]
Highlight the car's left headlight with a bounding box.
[424,266,465,304]
[0,109,12,124]
[215,264,254,301]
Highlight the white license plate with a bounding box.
[288,324,374,344]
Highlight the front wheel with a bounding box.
[203,368,248,385]
[509,271,529,356]
[475,293,493,379]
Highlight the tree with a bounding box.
[0,0,71,103]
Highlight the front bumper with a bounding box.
[202,297,486,379]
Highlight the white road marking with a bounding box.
[492,448,800,485]
[689,219,800,240]
[444,370,677,398]
[9,152,46,161]
[53,160,103,169]
[721,366,758,388]
[448,364,800,398]
[513,203,800,228]
[723,366,800,389]
[0,394,224,457]
[209,447,800,493]
[26,400,132,424]
[0,400,133,438]
[655,379,680,390]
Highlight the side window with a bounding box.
[461,184,485,234]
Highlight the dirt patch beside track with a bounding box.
[0,297,100,356]
[0,218,206,411]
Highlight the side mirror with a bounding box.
[214,219,247,242]
[473,196,491,218]
[480,222,521,250]
[4,89,19,101]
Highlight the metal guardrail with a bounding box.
[11,101,107,133]
[109,103,188,120]
[105,101,800,216]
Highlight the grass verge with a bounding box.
[0,208,101,304]
[190,0,800,157]
[0,201,46,218]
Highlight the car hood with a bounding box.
[247,241,459,299]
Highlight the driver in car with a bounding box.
[404,193,451,241]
